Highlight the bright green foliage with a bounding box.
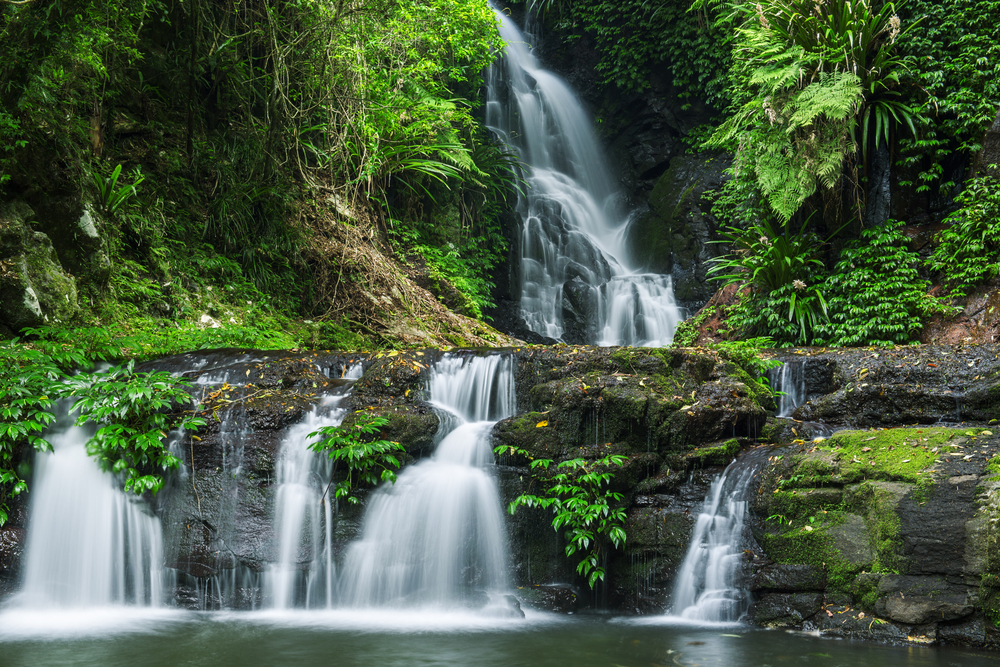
[309,414,405,506]
[709,218,826,292]
[539,0,733,108]
[0,327,202,524]
[66,362,205,494]
[897,0,1000,195]
[709,218,829,343]
[927,172,1000,299]
[817,221,948,346]
[699,0,919,221]
[497,444,627,588]
[710,337,782,377]
[92,164,143,218]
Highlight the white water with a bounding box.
[486,8,682,346]
[770,361,807,418]
[19,410,164,608]
[340,354,514,606]
[264,396,347,610]
[265,364,362,610]
[670,454,766,622]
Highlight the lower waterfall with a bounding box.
[339,354,515,607]
[19,409,164,609]
[668,449,769,623]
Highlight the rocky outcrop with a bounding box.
[0,200,81,333]
[745,344,1000,648]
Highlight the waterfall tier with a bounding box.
[670,450,769,622]
[19,411,164,609]
[340,354,514,607]
[486,8,682,346]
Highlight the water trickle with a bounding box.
[486,8,682,346]
[265,393,351,610]
[670,450,768,622]
[340,354,514,607]
[19,408,164,608]
[770,361,807,418]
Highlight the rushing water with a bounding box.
[340,354,514,607]
[770,360,807,418]
[486,8,682,346]
[669,450,770,622]
[17,408,164,608]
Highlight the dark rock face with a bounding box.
[492,346,770,612]
[0,199,81,332]
[747,347,1000,648]
[628,153,731,310]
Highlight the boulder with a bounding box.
[0,199,79,331]
[750,592,823,626]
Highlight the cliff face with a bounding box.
[3,344,1000,648]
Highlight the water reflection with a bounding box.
[0,613,994,667]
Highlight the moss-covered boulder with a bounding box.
[0,199,79,332]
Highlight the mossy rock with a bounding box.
[342,404,439,458]
[687,438,742,467]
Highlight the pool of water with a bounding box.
[0,609,993,667]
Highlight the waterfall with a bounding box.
[264,364,362,610]
[486,7,682,346]
[18,407,164,608]
[769,361,807,418]
[340,354,514,607]
[669,450,768,622]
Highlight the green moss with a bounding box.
[986,454,1000,480]
[805,427,958,485]
[848,481,905,574]
[688,438,741,466]
[759,511,858,591]
[672,306,716,347]
[767,487,843,517]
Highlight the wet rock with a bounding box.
[750,564,826,592]
[514,583,581,613]
[938,616,989,646]
[560,277,599,344]
[0,527,25,579]
[874,575,974,624]
[750,592,823,626]
[628,153,730,310]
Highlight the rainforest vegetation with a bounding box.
[0,0,999,531]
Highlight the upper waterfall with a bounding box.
[486,7,682,346]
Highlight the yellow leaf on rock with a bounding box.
[536,420,548,428]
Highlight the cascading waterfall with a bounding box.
[486,8,682,346]
[19,407,164,608]
[769,361,807,418]
[264,364,363,610]
[340,354,514,606]
[669,450,768,622]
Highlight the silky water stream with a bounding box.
[0,354,994,667]
[486,8,682,346]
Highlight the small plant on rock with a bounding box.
[495,444,627,588]
[309,414,406,506]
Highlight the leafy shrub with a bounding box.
[0,328,203,523]
[699,0,920,221]
[817,222,945,346]
[308,414,405,506]
[66,362,205,494]
[897,0,1000,195]
[495,444,627,588]
[709,217,829,344]
[927,172,1000,299]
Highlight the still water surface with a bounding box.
[0,609,993,667]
